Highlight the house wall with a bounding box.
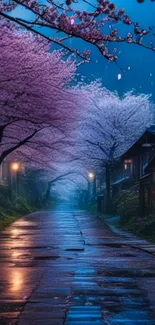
[110,140,155,215]
[114,147,155,185]
[100,131,155,215]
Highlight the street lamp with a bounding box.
[88,172,96,202]
[88,172,95,180]
[11,162,20,172]
[10,162,20,197]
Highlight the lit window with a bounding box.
[124,159,132,170]
[124,159,132,164]
[124,163,128,170]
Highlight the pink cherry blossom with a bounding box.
[0,0,154,62]
[70,18,74,25]
[0,24,86,165]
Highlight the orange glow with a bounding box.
[11,162,20,171]
[11,227,20,237]
[10,270,24,292]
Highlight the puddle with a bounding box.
[119,253,136,257]
[33,256,60,260]
[65,248,84,252]
[104,243,130,248]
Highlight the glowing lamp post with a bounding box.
[11,162,20,172]
[10,162,20,198]
[88,172,95,180]
[88,172,96,202]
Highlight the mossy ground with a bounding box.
[0,211,21,231]
[102,213,155,243]
[122,214,155,243]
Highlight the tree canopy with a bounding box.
[0,23,85,165]
[1,0,155,63]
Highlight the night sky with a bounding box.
[12,0,155,101]
[77,0,155,101]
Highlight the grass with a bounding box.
[0,196,36,231]
[122,214,155,243]
[101,212,155,243]
[0,211,21,231]
[0,199,68,231]
[83,199,155,243]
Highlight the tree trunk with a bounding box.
[93,176,96,198]
[43,181,52,204]
[105,164,111,214]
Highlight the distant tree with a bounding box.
[21,166,79,206]
[1,0,155,63]
[75,81,154,212]
[0,23,83,165]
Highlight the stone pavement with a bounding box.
[0,210,155,324]
[104,215,155,257]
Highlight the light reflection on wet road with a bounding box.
[0,210,155,324]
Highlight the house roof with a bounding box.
[120,126,155,159]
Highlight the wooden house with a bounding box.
[110,126,155,214]
[139,155,155,216]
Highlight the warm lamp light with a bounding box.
[88,172,95,180]
[11,162,19,171]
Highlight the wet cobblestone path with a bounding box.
[1,210,155,324]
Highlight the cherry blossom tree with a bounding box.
[1,0,155,63]
[19,167,75,206]
[78,82,153,159]
[17,148,89,206]
[73,81,154,211]
[0,23,84,165]
[42,168,89,204]
[18,80,153,206]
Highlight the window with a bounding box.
[124,159,132,173]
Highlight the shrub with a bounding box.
[14,195,35,214]
[116,186,139,224]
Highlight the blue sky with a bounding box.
[11,0,155,101]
